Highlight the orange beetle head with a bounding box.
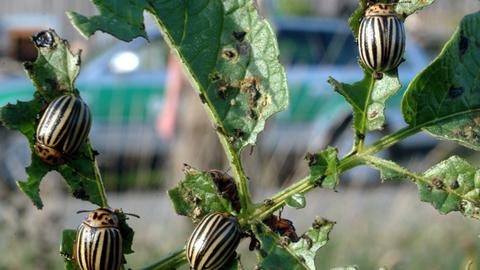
[365,3,396,17]
[82,208,119,228]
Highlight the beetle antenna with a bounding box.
[278,207,285,219]
[124,213,141,219]
[76,210,93,214]
[384,0,411,5]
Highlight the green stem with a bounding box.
[356,77,376,151]
[251,125,420,221]
[361,125,421,156]
[140,125,421,269]
[251,154,362,221]
[140,248,187,270]
[87,144,109,208]
[218,135,253,214]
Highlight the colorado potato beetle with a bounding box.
[263,214,298,242]
[358,3,405,77]
[75,208,123,270]
[35,94,92,165]
[209,169,241,212]
[186,212,241,270]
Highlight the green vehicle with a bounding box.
[0,17,430,185]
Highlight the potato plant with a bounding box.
[0,0,479,269]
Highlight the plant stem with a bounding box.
[140,125,420,269]
[218,135,253,214]
[361,125,420,156]
[140,248,187,270]
[87,144,109,208]
[356,77,376,151]
[251,154,362,221]
[250,125,420,221]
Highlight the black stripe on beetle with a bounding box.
[186,212,241,270]
[35,95,92,165]
[75,208,123,270]
[358,4,405,74]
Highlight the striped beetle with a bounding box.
[75,208,123,270]
[35,94,92,165]
[187,212,241,270]
[358,3,405,78]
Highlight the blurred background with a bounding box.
[0,0,479,269]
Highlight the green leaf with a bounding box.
[60,229,79,270]
[289,218,335,270]
[329,70,402,134]
[420,156,480,219]
[66,0,148,41]
[0,99,41,138]
[167,165,234,222]
[0,30,104,209]
[151,0,288,152]
[286,193,306,209]
[116,211,136,255]
[252,218,334,270]
[402,12,480,150]
[69,0,289,153]
[348,0,368,40]
[305,147,339,189]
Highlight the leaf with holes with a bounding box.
[288,218,335,270]
[0,30,103,209]
[420,156,480,219]
[168,165,234,222]
[363,155,480,219]
[402,12,480,150]
[252,218,334,270]
[329,69,401,136]
[69,0,288,153]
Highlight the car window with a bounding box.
[135,39,168,72]
[277,29,358,66]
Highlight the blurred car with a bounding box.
[0,16,431,185]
